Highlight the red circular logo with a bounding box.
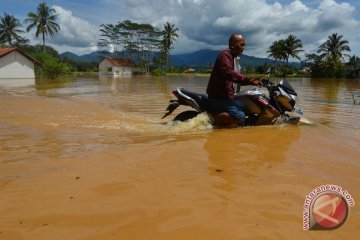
[311,192,349,229]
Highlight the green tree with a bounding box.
[268,34,303,76]
[20,44,73,79]
[318,33,351,60]
[25,2,60,51]
[267,40,286,74]
[97,20,177,74]
[317,33,351,78]
[284,34,303,66]
[98,20,162,74]
[346,55,360,78]
[120,20,161,74]
[98,23,123,53]
[0,13,28,46]
[161,22,179,72]
[267,40,286,62]
[21,44,60,58]
[32,51,72,79]
[302,53,320,76]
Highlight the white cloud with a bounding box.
[47,6,99,54]
[20,0,360,57]
[157,0,360,57]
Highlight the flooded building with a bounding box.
[99,57,137,77]
[0,48,38,87]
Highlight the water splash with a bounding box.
[162,113,213,133]
[76,111,213,134]
[299,117,315,125]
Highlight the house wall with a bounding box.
[0,51,35,79]
[99,59,113,75]
[113,66,132,76]
[99,59,133,76]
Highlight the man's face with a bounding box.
[231,37,246,56]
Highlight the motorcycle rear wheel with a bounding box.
[173,110,199,121]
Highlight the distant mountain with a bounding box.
[60,51,83,62]
[170,49,218,66]
[80,50,116,62]
[60,50,116,63]
[169,49,281,67]
[60,49,300,67]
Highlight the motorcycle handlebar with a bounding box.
[255,78,272,88]
[260,78,270,86]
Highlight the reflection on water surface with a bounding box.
[0,76,359,239]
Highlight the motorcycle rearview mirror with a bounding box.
[266,67,272,77]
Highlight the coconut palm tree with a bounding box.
[268,34,303,76]
[317,33,351,60]
[161,22,179,72]
[267,40,286,62]
[267,40,286,74]
[0,13,27,46]
[317,33,351,77]
[284,34,303,66]
[24,2,60,51]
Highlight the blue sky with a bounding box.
[1,0,360,60]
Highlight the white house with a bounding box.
[0,48,39,87]
[99,57,137,77]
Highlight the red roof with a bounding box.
[0,47,40,64]
[103,57,136,67]
[0,47,17,57]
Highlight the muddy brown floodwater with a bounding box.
[0,76,359,239]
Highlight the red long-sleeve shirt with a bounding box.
[206,49,251,99]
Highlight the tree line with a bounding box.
[267,33,360,78]
[0,1,179,77]
[97,20,179,74]
[1,1,359,79]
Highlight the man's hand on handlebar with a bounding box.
[250,78,263,87]
[260,78,269,86]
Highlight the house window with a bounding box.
[107,67,112,72]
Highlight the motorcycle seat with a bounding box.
[178,88,212,112]
[179,88,208,101]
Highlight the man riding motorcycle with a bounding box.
[206,33,263,126]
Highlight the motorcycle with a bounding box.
[161,78,304,128]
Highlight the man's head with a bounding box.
[229,33,245,56]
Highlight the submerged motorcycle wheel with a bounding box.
[173,110,199,121]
